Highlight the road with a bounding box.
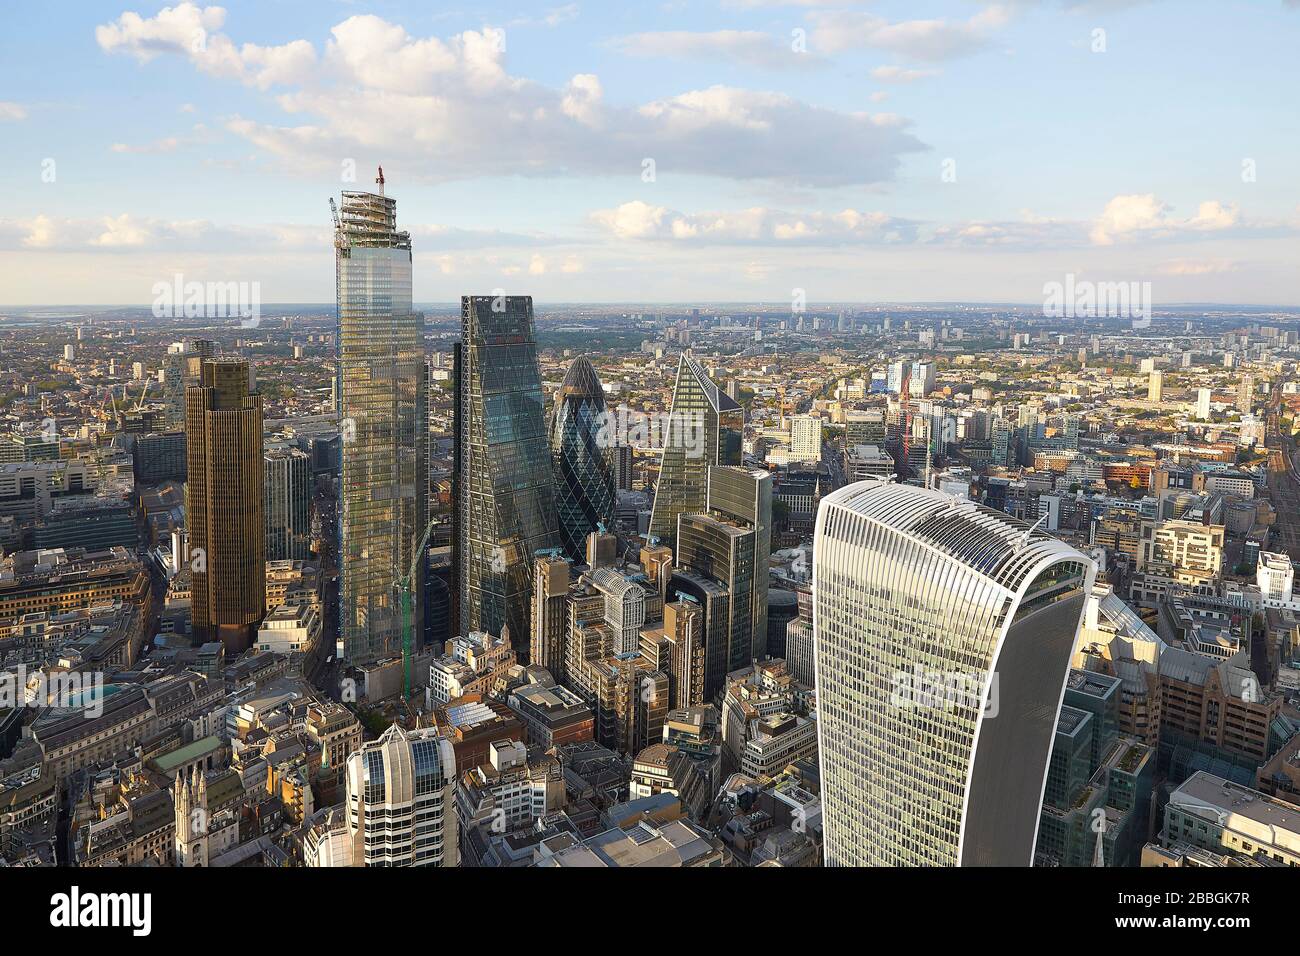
[1264,396,1300,560]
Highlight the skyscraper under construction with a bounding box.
[333,171,427,663]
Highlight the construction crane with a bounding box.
[394,518,440,700]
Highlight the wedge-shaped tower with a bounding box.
[814,480,1095,866]
[647,353,742,549]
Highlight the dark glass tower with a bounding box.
[185,358,265,653]
[675,465,771,697]
[264,445,311,561]
[550,356,616,561]
[648,353,742,549]
[455,295,560,656]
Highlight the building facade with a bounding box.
[647,353,742,550]
[454,295,559,654]
[344,724,458,867]
[334,180,427,663]
[185,358,265,653]
[550,356,617,561]
[813,480,1095,866]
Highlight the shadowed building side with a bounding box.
[550,356,616,562]
[455,295,560,657]
[813,480,1095,866]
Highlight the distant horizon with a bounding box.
[4,300,1300,313]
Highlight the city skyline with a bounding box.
[3,1,1300,920]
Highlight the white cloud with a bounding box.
[590,201,918,244]
[0,101,28,121]
[561,73,603,126]
[1090,193,1239,244]
[96,9,925,186]
[0,214,554,255]
[590,201,668,240]
[611,30,822,70]
[1158,258,1239,276]
[812,6,1009,60]
[96,2,316,89]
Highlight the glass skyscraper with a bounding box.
[813,480,1094,866]
[647,353,743,550]
[550,356,616,561]
[334,180,426,663]
[264,444,311,561]
[675,465,771,697]
[455,295,559,656]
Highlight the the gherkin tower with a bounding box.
[550,357,617,560]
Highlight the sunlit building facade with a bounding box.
[185,357,265,654]
[814,480,1095,866]
[334,180,427,663]
[647,353,743,550]
[345,724,458,867]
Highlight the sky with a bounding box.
[1,0,1299,306]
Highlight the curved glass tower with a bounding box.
[813,480,1095,866]
[550,357,616,561]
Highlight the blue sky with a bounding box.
[2,0,1298,304]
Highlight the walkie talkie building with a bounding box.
[813,480,1095,866]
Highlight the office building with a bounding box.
[264,445,311,561]
[334,177,427,663]
[164,339,216,429]
[814,480,1095,866]
[1160,772,1300,866]
[647,353,742,549]
[1258,551,1294,605]
[844,444,894,482]
[790,415,822,464]
[185,358,265,653]
[455,295,559,654]
[343,724,458,867]
[675,466,772,693]
[550,356,616,561]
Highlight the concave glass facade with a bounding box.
[813,480,1094,866]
